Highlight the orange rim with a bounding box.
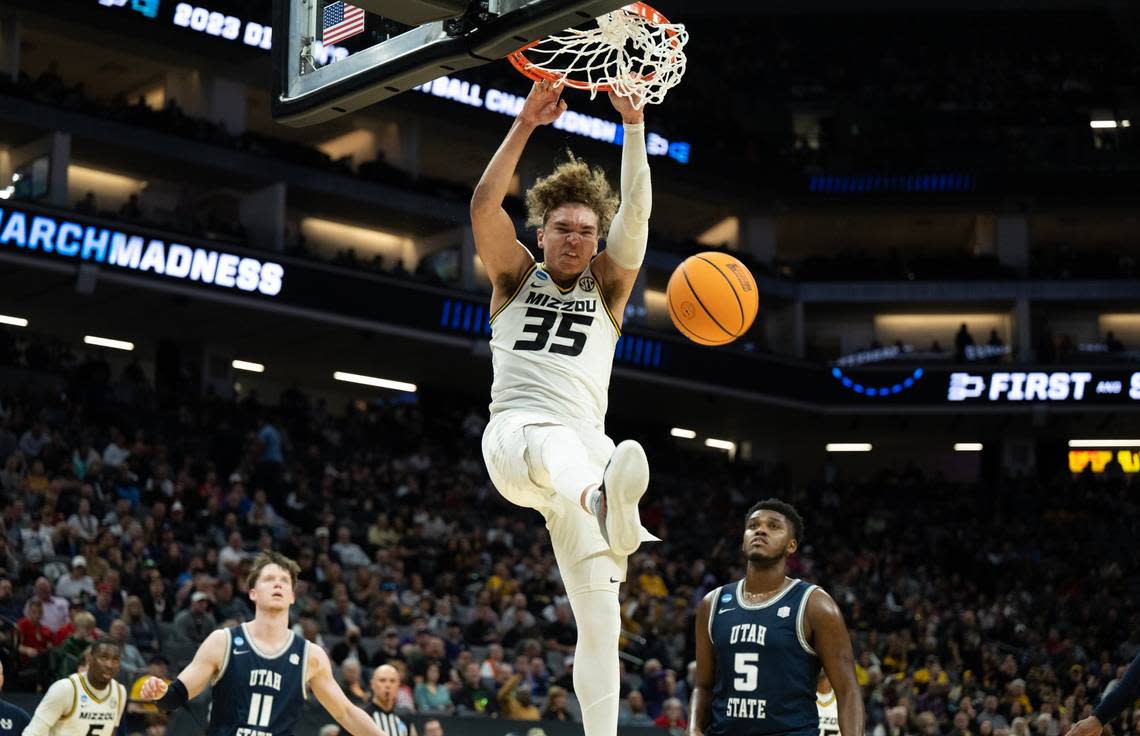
[506,2,680,93]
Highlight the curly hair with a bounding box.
[525,152,619,235]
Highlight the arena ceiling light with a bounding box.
[954,443,984,452]
[232,360,265,373]
[670,428,696,439]
[826,443,872,452]
[704,438,735,452]
[333,371,417,393]
[1068,439,1140,448]
[0,314,28,327]
[1090,119,1130,129]
[84,335,134,351]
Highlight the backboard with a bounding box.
[272,0,628,126]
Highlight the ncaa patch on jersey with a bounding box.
[777,606,791,618]
[289,653,300,665]
[234,636,245,646]
[536,270,549,280]
[721,593,733,603]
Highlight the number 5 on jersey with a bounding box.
[512,307,593,356]
[733,653,759,691]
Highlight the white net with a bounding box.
[509,3,688,108]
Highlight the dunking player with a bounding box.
[688,500,864,736]
[25,640,126,736]
[473,78,657,736]
[137,551,386,736]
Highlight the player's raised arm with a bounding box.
[307,644,388,736]
[470,80,566,295]
[807,590,864,736]
[593,91,651,316]
[687,592,715,736]
[138,628,227,709]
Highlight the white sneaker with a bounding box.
[592,440,649,557]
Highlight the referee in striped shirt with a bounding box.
[367,665,418,736]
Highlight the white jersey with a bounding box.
[817,690,840,736]
[489,261,621,428]
[25,673,127,736]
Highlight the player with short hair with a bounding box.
[24,640,125,736]
[472,78,657,736]
[688,499,864,736]
[137,550,386,736]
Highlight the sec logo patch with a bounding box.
[578,276,596,292]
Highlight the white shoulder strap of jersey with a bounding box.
[706,585,724,643]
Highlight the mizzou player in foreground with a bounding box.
[688,500,863,736]
[472,78,658,736]
[25,640,126,736]
[138,551,386,736]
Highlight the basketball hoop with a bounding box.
[507,2,688,109]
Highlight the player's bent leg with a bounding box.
[563,553,624,736]
[482,415,553,511]
[592,439,650,557]
[524,423,601,511]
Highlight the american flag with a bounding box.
[322,1,365,45]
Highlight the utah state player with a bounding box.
[138,551,385,736]
[688,500,863,736]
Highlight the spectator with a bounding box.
[979,695,1010,731]
[496,668,539,720]
[122,595,159,656]
[17,422,50,459]
[66,499,99,543]
[521,656,549,698]
[108,619,146,680]
[413,662,453,715]
[453,661,495,715]
[655,697,687,731]
[101,427,130,468]
[31,578,69,633]
[213,580,252,623]
[540,685,574,722]
[332,527,370,570]
[421,720,443,736]
[15,599,53,686]
[53,611,98,676]
[55,556,96,601]
[18,515,54,569]
[337,658,369,706]
[620,690,655,726]
[173,591,216,644]
[955,323,975,361]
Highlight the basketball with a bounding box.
[666,252,759,346]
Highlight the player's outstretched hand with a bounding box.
[608,90,644,125]
[519,79,567,127]
[138,676,169,701]
[1066,716,1104,736]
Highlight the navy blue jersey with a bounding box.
[708,578,821,736]
[208,624,310,736]
[0,698,30,736]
